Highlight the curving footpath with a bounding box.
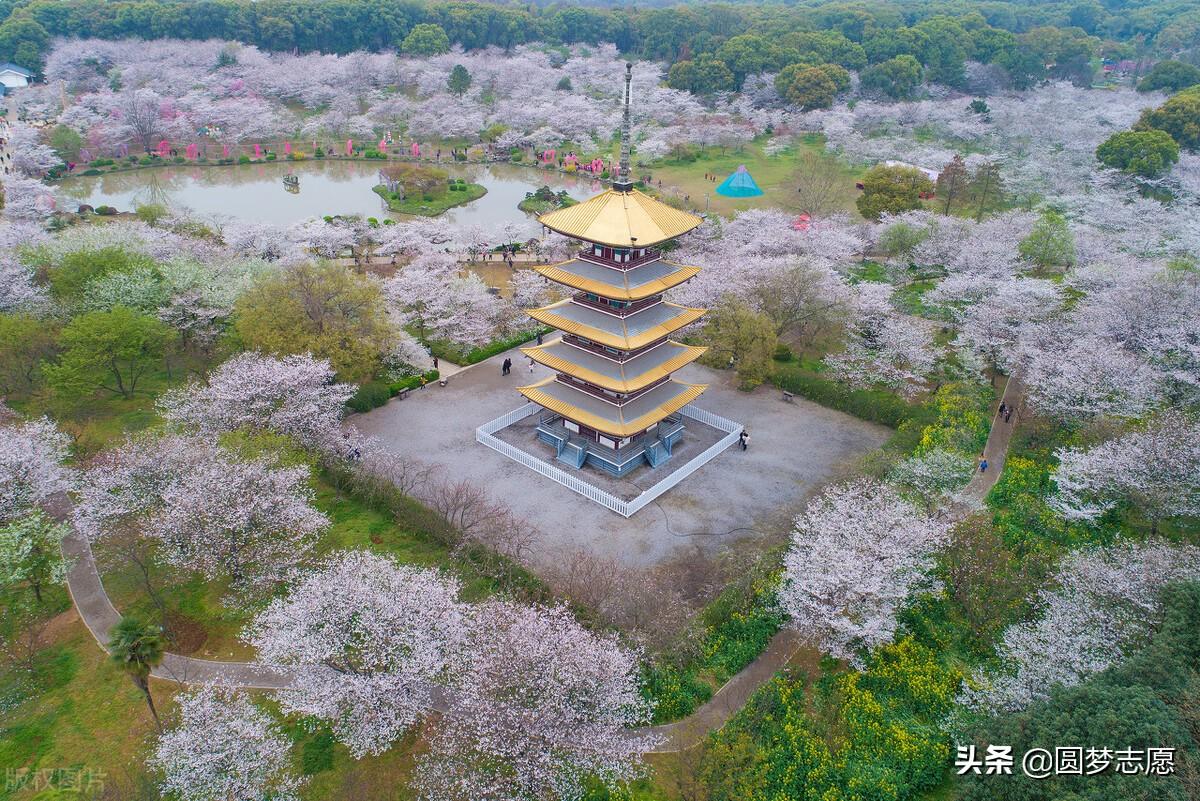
[51,376,1022,752]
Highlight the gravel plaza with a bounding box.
[353,346,891,567]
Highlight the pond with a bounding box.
[57,159,598,232]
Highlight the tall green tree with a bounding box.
[666,55,735,95]
[1096,129,1180,177]
[401,23,450,55]
[1019,210,1076,271]
[1138,60,1200,94]
[859,55,923,99]
[0,313,58,398]
[447,64,471,96]
[967,161,1004,221]
[703,299,778,389]
[45,306,174,400]
[108,617,165,730]
[935,153,970,214]
[775,64,839,110]
[855,164,933,221]
[1136,87,1200,151]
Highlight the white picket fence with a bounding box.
[475,403,741,517]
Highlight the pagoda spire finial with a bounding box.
[614,61,634,192]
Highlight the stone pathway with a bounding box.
[52,377,1023,751]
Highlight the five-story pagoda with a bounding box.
[518,63,708,476]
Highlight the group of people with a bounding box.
[979,400,1017,473]
[500,357,535,376]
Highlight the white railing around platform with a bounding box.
[476,403,742,517]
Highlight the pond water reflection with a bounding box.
[58,159,598,232]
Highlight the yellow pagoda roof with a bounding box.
[526,299,705,351]
[532,258,701,301]
[538,189,703,248]
[521,339,706,393]
[517,377,706,438]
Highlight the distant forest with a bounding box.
[1,0,1199,83]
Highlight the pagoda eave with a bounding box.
[538,188,703,249]
[516,377,706,439]
[525,300,706,352]
[521,340,707,393]
[532,259,701,301]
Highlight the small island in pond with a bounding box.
[518,185,578,215]
[374,163,486,215]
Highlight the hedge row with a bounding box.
[345,369,440,413]
[772,363,920,428]
[425,328,549,366]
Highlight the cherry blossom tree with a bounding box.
[415,599,654,801]
[76,434,327,591]
[8,124,62,177]
[157,352,356,450]
[1020,330,1164,421]
[779,479,949,664]
[961,541,1200,714]
[955,276,1063,375]
[151,686,301,801]
[0,416,75,524]
[2,177,61,220]
[1051,412,1200,529]
[0,256,48,313]
[244,551,470,757]
[385,252,504,348]
[825,284,938,399]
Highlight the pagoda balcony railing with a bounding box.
[577,249,661,270]
[562,334,668,362]
[557,374,668,402]
[571,293,662,316]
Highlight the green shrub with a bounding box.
[80,168,102,176]
[387,369,439,395]
[265,153,277,161]
[641,663,713,722]
[773,364,917,428]
[772,344,793,362]
[94,205,118,216]
[237,155,251,164]
[345,380,392,412]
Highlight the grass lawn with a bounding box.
[645,134,863,219]
[373,182,486,216]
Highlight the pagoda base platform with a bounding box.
[477,402,742,517]
[534,413,686,477]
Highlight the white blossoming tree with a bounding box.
[1051,412,1200,531]
[0,416,76,524]
[960,542,1200,714]
[151,687,301,801]
[244,551,471,757]
[75,434,327,591]
[157,352,356,450]
[779,479,950,663]
[415,600,654,801]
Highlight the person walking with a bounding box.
[502,358,511,375]
[998,402,1007,417]
[1004,408,1012,423]
[529,358,535,374]
[739,429,749,451]
[432,356,439,370]
[536,332,543,345]
[979,458,988,472]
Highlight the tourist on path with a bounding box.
[432,357,439,370]
[502,358,511,375]
[739,429,749,451]
[979,458,988,472]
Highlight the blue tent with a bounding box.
[716,164,763,198]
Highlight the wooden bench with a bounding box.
[396,388,410,400]
[782,391,795,403]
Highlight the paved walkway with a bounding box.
[52,377,1023,751]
